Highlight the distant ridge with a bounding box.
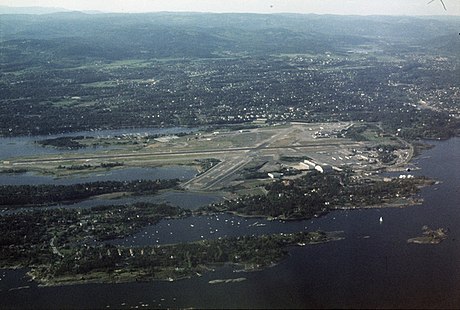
[0,5,71,15]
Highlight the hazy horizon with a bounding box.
[1,0,459,16]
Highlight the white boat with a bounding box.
[379,217,383,223]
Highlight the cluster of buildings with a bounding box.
[299,159,337,174]
[268,159,340,180]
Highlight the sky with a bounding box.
[0,0,459,16]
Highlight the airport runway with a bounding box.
[11,141,360,165]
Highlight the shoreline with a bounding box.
[22,232,343,288]
[197,194,428,222]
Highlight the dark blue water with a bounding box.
[1,138,459,308]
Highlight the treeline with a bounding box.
[195,158,221,175]
[57,162,124,170]
[279,155,313,163]
[36,136,91,149]
[0,179,178,207]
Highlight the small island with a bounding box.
[407,226,448,244]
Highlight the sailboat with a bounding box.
[379,216,383,223]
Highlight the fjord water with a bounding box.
[0,138,459,308]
